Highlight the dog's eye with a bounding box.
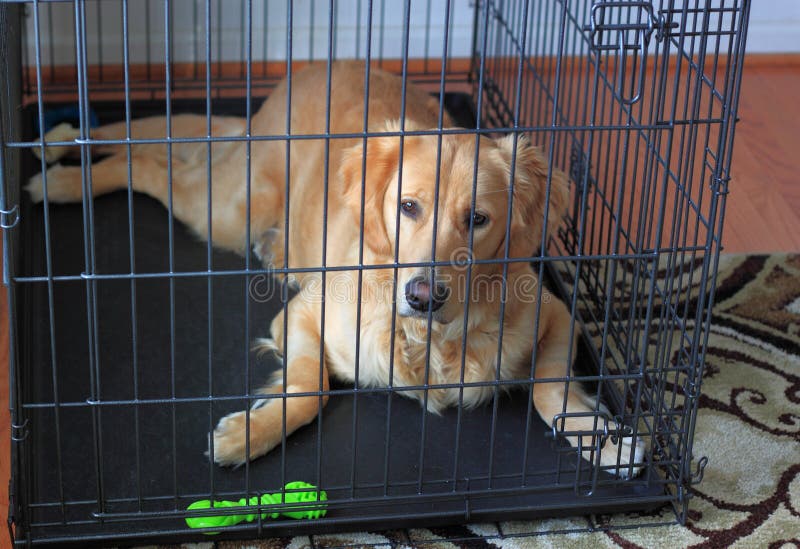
[401,199,418,218]
[468,212,489,228]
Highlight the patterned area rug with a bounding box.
[145,254,800,549]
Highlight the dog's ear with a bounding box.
[494,134,569,259]
[339,128,401,257]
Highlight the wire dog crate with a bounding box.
[0,0,750,546]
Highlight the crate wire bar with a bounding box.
[0,0,750,546]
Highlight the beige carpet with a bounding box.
[146,254,800,549]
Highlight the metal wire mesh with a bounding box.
[0,0,750,545]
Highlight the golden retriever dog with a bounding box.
[28,61,644,476]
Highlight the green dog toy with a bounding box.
[185,481,327,532]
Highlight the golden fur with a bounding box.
[29,61,643,476]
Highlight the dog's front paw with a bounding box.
[601,434,646,479]
[210,410,252,466]
[31,122,80,164]
[25,171,46,204]
[210,408,280,467]
[26,163,82,204]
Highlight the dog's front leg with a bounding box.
[211,295,328,466]
[532,299,645,478]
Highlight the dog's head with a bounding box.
[339,123,569,324]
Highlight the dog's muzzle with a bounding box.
[404,275,450,313]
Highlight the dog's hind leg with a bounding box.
[26,153,136,203]
[25,147,195,205]
[32,114,246,164]
[211,292,329,466]
[27,148,281,258]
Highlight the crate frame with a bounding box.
[0,0,750,545]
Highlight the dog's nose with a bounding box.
[405,277,448,312]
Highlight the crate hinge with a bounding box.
[711,175,730,197]
[10,418,28,443]
[0,204,18,230]
[0,203,18,286]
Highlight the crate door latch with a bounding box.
[586,1,669,105]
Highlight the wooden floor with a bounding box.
[0,57,798,548]
[723,60,800,252]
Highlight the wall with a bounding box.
[24,1,475,67]
[23,0,800,70]
[746,0,800,54]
